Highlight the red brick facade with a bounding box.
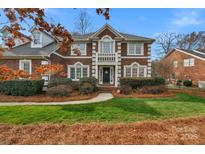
[0,24,153,87]
[163,49,205,85]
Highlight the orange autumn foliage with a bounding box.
[0,65,29,80]
[0,64,65,81]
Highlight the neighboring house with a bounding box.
[163,48,205,85]
[0,24,154,87]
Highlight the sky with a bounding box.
[1,8,205,59]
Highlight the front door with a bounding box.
[103,67,110,84]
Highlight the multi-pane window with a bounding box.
[184,58,195,67]
[132,64,138,77]
[19,60,31,74]
[68,62,89,80]
[101,37,113,53]
[125,67,131,77]
[173,60,178,68]
[71,43,86,55]
[124,63,147,77]
[128,43,143,55]
[33,31,41,45]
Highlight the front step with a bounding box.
[98,86,117,92]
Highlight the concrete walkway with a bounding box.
[0,93,113,106]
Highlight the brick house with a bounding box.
[0,24,154,87]
[163,48,205,85]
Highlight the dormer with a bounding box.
[30,26,55,48]
[0,26,28,48]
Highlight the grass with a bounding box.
[0,93,205,125]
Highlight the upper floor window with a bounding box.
[19,60,32,74]
[184,58,195,67]
[128,43,144,55]
[71,42,86,55]
[173,60,178,68]
[100,36,114,53]
[33,31,41,45]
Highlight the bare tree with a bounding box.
[74,9,92,35]
[152,59,172,79]
[176,31,205,51]
[155,32,177,56]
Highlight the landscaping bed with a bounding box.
[0,91,99,102]
[170,88,205,99]
[113,90,175,98]
[0,116,205,144]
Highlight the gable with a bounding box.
[91,24,124,39]
[96,28,118,39]
[166,49,205,62]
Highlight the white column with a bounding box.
[92,42,97,78]
[116,42,122,87]
[147,44,152,77]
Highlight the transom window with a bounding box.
[128,43,144,55]
[68,62,89,80]
[100,36,114,53]
[19,60,32,74]
[124,62,147,77]
[184,58,195,67]
[71,43,86,55]
[33,31,41,45]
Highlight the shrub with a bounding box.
[120,77,165,89]
[183,80,192,87]
[0,79,44,96]
[139,85,167,94]
[78,77,97,92]
[48,78,72,88]
[79,82,94,95]
[120,85,132,95]
[47,85,72,97]
[176,80,182,87]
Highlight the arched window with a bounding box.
[68,62,89,80]
[124,62,147,78]
[100,36,114,53]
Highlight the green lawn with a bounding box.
[0,93,205,125]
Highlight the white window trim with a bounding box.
[127,42,144,56]
[19,60,32,74]
[173,60,178,68]
[71,42,87,56]
[123,62,147,77]
[67,62,89,81]
[184,58,195,67]
[98,35,115,54]
[31,30,43,48]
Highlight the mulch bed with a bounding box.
[113,90,175,98]
[0,91,99,103]
[0,116,205,144]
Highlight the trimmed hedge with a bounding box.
[47,85,72,97]
[79,82,94,95]
[120,77,165,89]
[139,85,167,94]
[48,78,72,88]
[0,79,44,96]
[120,85,132,95]
[78,77,98,92]
[183,80,192,87]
